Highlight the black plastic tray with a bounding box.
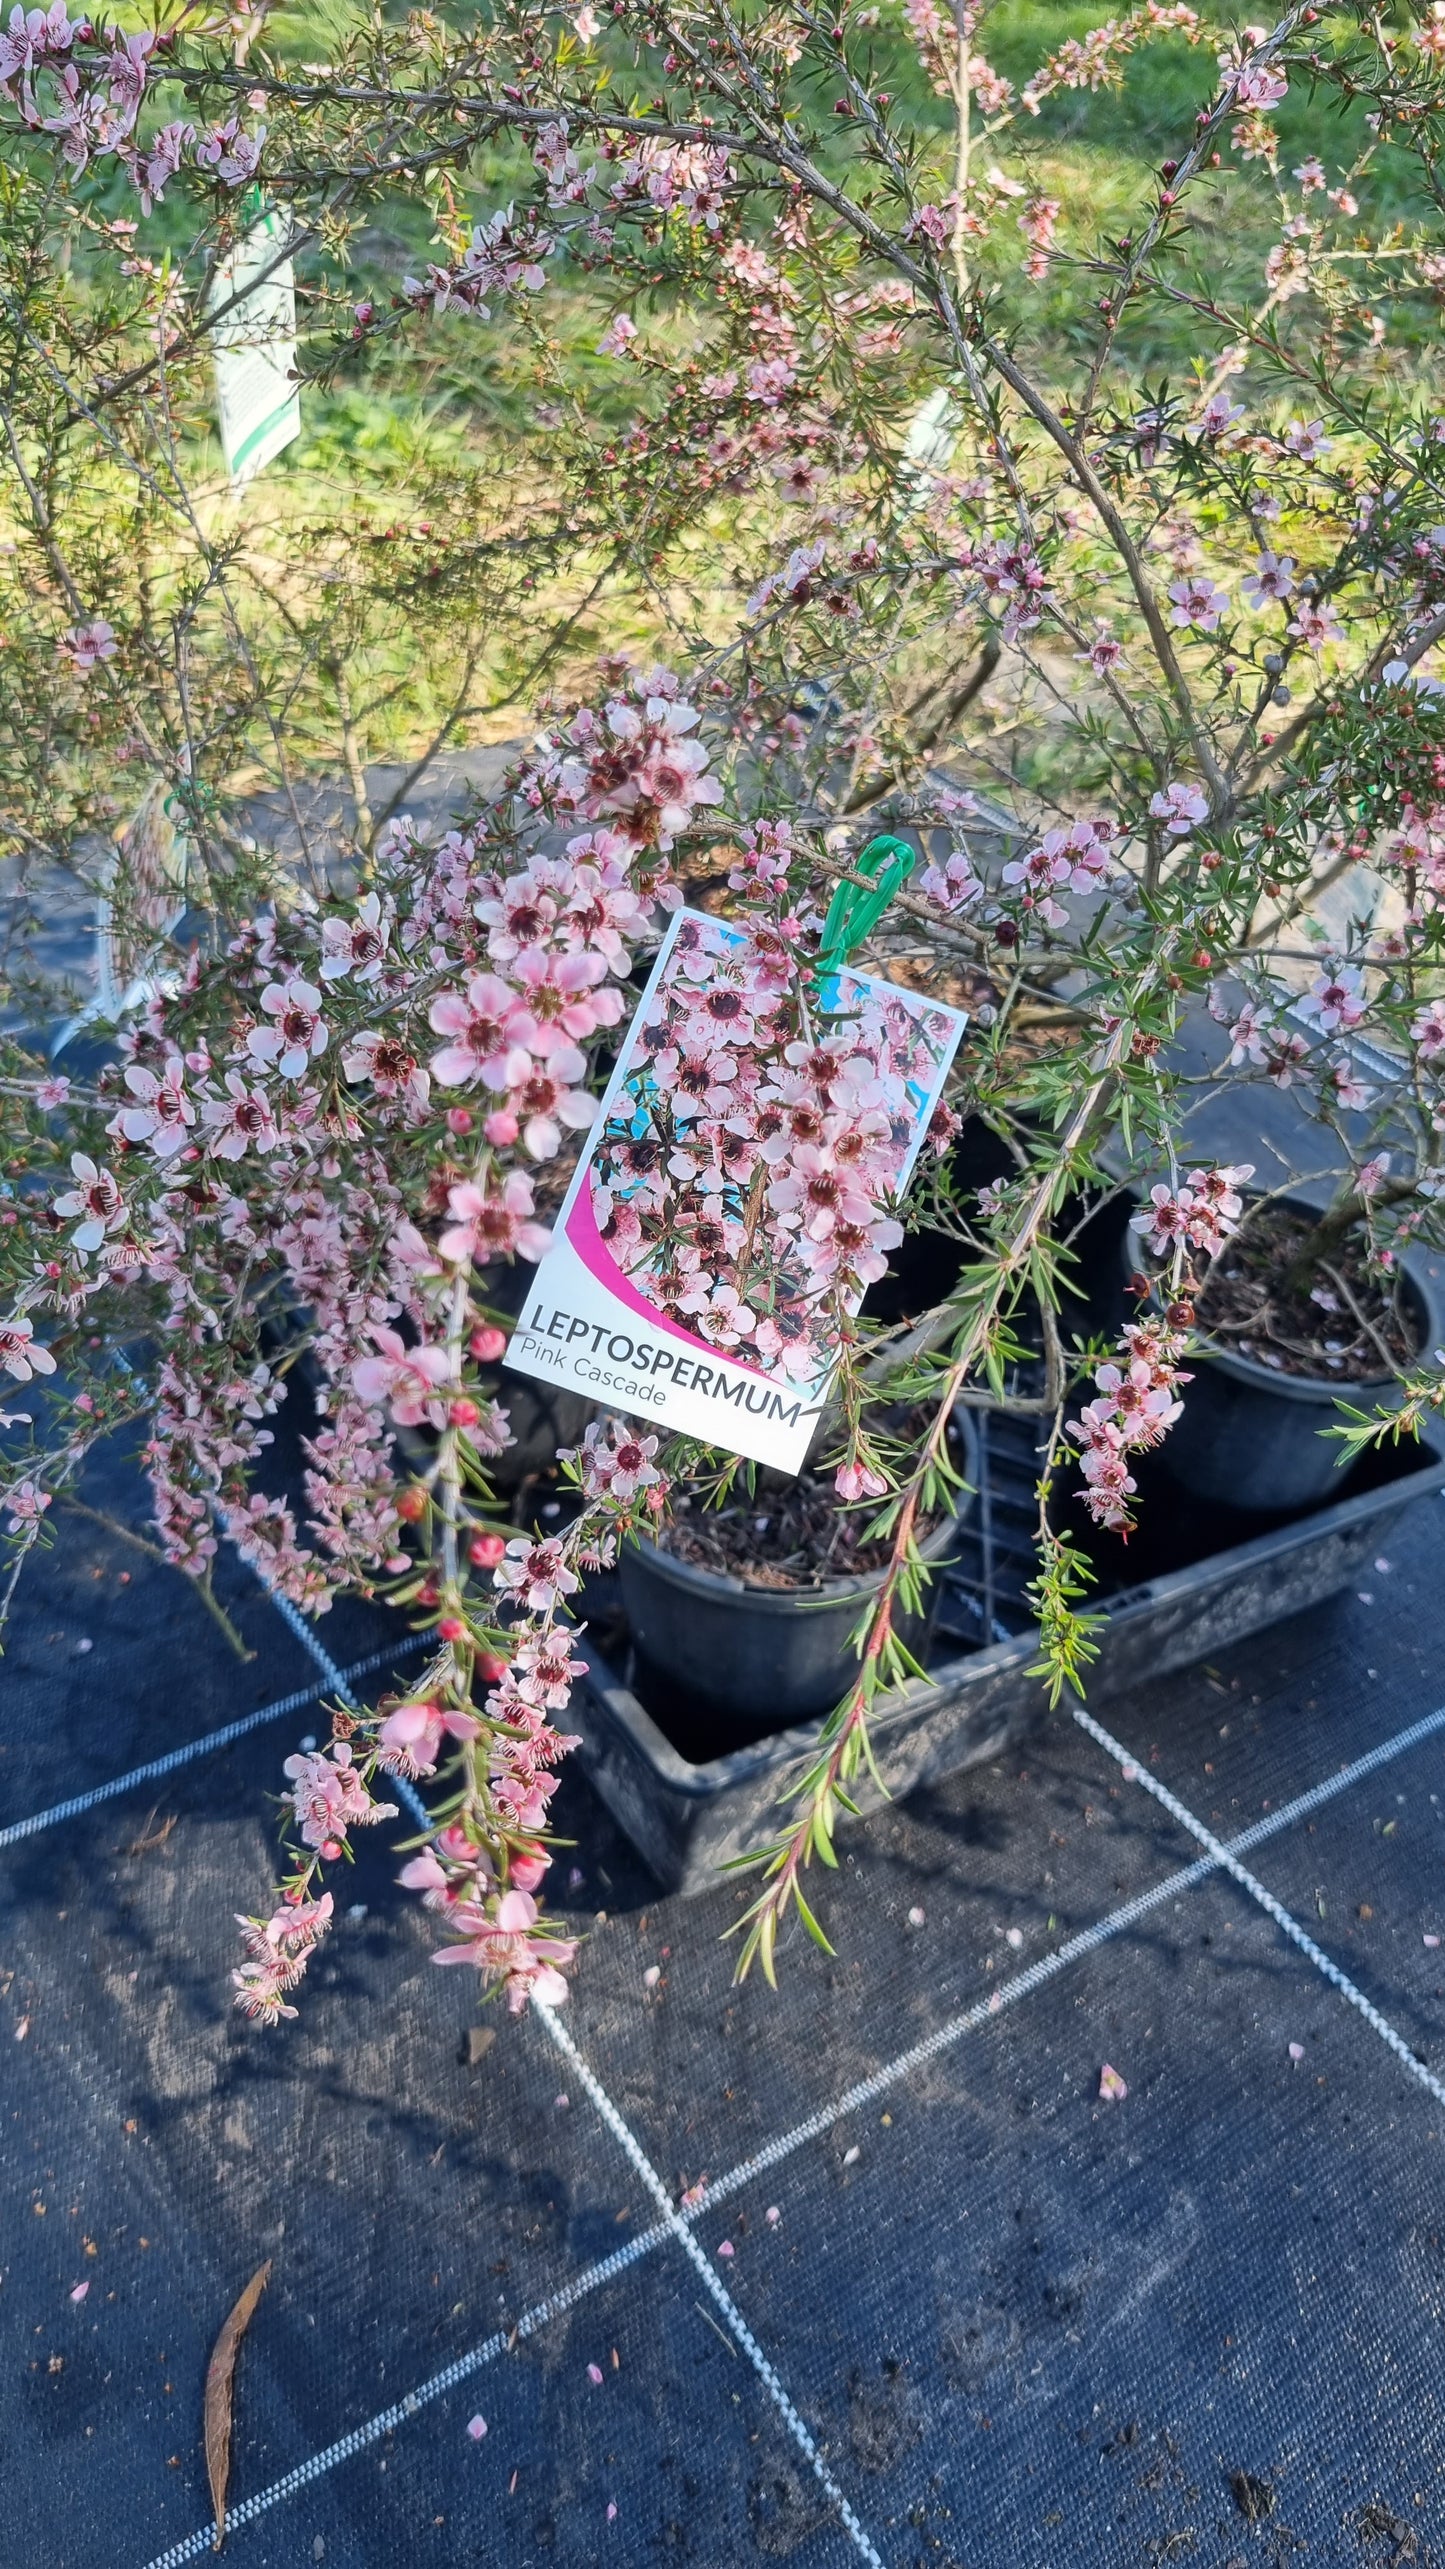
[569,1418,1445,1894]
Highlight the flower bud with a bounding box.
[469,1532,507,1568]
[483,1109,520,1145]
[395,1486,427,1523]
[469,1325,507,1363]
[446,1108,474,1136]
[449,1397,481,1428]
[438,1614,468,1642]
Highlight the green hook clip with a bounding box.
[816,832,918,975]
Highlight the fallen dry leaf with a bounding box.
[204,2260,271,2550]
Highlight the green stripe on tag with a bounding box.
[230,393,300,476]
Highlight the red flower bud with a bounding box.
[449,1398,481,1428]
[469,1326,507,1363]
[469,1532,507,1568]
[395,1487,426,1523]
[438,1614,468,1642]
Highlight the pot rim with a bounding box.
[624,1407,979,1606]
[1125,1186,1437,1402]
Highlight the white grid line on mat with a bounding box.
[0,1633,426,1849]
[1068,1698,1445,2113]
[264,1600,890,2565]
[132,1684,1445,2568]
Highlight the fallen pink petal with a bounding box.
[587,2362,604,2384]
[1099,2063,1128,2102]
[466,2415,488,2440]
[716,2239,735,2257]
[1288,2042,1305,2062]
[69,2280,89,2303]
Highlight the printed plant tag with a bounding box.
[210,206,301,488]
[504,906,966,1471]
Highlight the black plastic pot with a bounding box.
[574,1414,1445,1894]
[618,1408,981,1743]
[1133,1195,1442,1516]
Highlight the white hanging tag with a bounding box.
[504,906,967,1473]
[210,204,301,488]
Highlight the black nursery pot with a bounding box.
[618,1408,980,1740]
[1141,1197,1442,1517]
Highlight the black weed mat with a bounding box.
[2,1424,1444,2568]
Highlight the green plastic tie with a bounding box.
[816,832,917,974]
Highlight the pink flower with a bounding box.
[1298,963,1366,1034]
[57,618,116,675]
[438,1169,552,1266]
[1081,624,1124,671]
[428,974,539,1089]
[835,1459,889,1501]
[194,113,265,185]
[282,1744,395,1851]
[1229,58,1286,110]
[1283,417,1331,461]
[0,1314,56,1382]
[1242,551,1296,609]
[109,1057,195,1158]
[495,1536,580,1615]
[430,1887,577,2010]
[1222,999,1273,1066]
[5,1477,51,1532]
[1288,599,1343,651]
[376,1698,481,1777]
[201,1072,279,1160]
[504,1056,597,1160]
[1411,998,1445,1058]
[53,1152,124,1253]
[319,892,390,983]
[1168,574,1230,631]
[1149,781,1209,835]
[247,978,328,1079]
[352,1324,452,1429]
[564,1418,665,1504]
[767,1144,873,1244]
[1197,391,1246,438]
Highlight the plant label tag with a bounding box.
[504,907,966,1472]
[210,207,301,488]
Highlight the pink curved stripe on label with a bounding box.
[566,1180,774,1384]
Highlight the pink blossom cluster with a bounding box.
[1068,1316,1192,1531]
[531,665,725,854]
[1021,1,1203,111]
[0,667,743,2018]
[0,7,263,203]
[1136,1162,1254,1263]
[589,910,956,1383]
[998,817,1115,927]
[403,205,552,320]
